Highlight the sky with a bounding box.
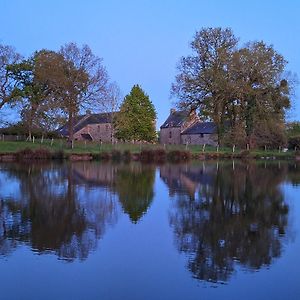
[1,0,300,127]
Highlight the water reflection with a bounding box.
[162,161,293,284]
[0,162,155,261]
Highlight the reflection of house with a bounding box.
[160,163,216,198]
[72,162,118,187]
[160,109,218,146]
[58,112,116,142]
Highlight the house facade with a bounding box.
[58,112,116,142]
[160,109,218,146]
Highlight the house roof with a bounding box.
[160,110,190,128]
[181,121,217,135]
[58,112,115,136]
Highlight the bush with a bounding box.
[140,149,167,163]
[100,152,110,160]
[123,150,132,162]
[52,150,65,160]
[288,136,300,150]
[111,150,122,161]
[140,150,152,162]
[167,150,191,162]
[34,148,51,159]
[16,148,51,160]
[239,150,250,158]
[154,149,167,162]
[16,148,34,160]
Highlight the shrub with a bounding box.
[123,150,132,162]
[154,149,167,163]
[52,150,65,160]
[288,136,300,150]
[139,149,167,163]
[100,152,110,160]
[16,148,34,160]
[240,150,250,158]
[140,150,152,162]
[34,148,51,159]
[167,150,191,162]
[111,150,122,161]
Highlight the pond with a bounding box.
[0,160,299,300]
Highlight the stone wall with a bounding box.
[160,110,199,145]
[74,123,116,143]
[160,127,182,144]
[181,133,218,146]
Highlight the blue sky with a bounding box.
[1,0,299,127]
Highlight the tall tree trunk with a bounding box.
[68,110,74,148]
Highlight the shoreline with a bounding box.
[0,148,298,162]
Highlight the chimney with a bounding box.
[170,108,176,114]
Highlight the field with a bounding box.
[0,139,296,159]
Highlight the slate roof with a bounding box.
[160,110,190,128]
[181,121,217,135]
[58,112,114,136]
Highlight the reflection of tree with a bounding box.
[114,164,155,223]
[166,162,290,283]
[0,161,156,260]
[71,162,156,223]
[0,162,118,261]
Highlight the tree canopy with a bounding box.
[114,85,157,142]
[1,42,111,142]
[171,27,295,148]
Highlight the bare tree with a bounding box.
[101,82,122,143]
[36,43,109,144]
[0,44,22,110]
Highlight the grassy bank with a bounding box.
[0,140,297,160]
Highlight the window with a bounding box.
[200,134,204,138]
[106,125,109,131]
[169,131,172,139]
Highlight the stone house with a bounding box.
[160,109,218,146]
[58,112,116,142]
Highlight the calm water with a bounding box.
[0,160,299,300]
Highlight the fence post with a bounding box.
[202,144,206,152]
[51,138,54,147]
[33,136,35,143]
[41,135,44,144]
[216,144,219,152]
[232,145,235,153]
[246,144,249,151]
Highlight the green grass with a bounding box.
[0,139,296,158]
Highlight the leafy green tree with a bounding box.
[7,50,52,139]
[171,27,294,148]
[35,43,109,144]
[171,28,238,143]
[114,85,157,142]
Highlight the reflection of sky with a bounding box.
[0,172,21,201]
[0,163,299,299]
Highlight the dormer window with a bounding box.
[169,131,172,139]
